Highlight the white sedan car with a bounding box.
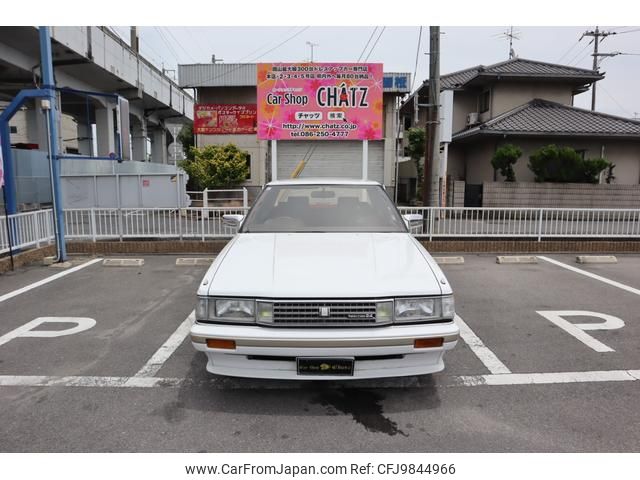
[190,179,459,380]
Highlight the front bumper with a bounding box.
[190,321,459,380]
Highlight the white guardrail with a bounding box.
[1,209,55,254]
[2,207,640,253]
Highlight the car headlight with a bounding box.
[195,298,256,323]
[214,299,255,319]
[394,296,455,323]
[395,297,438,322]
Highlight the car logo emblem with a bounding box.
[319,306,330,317]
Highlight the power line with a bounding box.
[410,27,423,92]
[252,26,310,62]
[163,27,197,64]
[616,27,640,35]
[357,27,378,63]
[557,39,581,63]
[599,84,633,117]
[153,27,181,66]
[364,27,386,62]
[187,26,310,88]
[236,26,298,62]
[567,41,592,66]
[181,27,209,63]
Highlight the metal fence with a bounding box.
[63,208,249,241]
[397,207,640,240]
[1,209,55,254]
[2,207,640,253]
[187,188,249,208]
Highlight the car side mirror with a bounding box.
[402,213,423,230]
[222,214,245,228]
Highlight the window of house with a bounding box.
[478,90,491,113]
[574,149,586,159]
[10,126,17,134]
[403,115,412,131]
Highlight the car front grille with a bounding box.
[270,301,382,326]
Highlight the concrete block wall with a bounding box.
[447,180,465,207]
[483,182,640,208]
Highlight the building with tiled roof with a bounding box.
[398,58,640,205]
[454,99,640,140]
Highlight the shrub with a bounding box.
[528,144,611,183]
[179,143,250,190]
[491,144,522,182]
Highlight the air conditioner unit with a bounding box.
[466,112,480,126]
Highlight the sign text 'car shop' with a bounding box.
[257,63,383,141]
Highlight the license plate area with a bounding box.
[296,357,354,376]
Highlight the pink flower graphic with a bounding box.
[358,124,380,140]
[258,121,280,140]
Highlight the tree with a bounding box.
[528,144,611,183]
[406,127,425,201]
[491,144,522,182]
[179,143,249,190]
[177,124,194,160]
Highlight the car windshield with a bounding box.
[240,184,407,233]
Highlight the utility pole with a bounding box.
[423,26,440,207]
[581,26,614,110]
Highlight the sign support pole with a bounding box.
[362,140,368,180]
[271,140,278,182]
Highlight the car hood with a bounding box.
[204,233,448,298]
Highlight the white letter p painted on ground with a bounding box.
[537,310,624,353]
[0,317,96,348]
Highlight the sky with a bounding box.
[110,26,640,119]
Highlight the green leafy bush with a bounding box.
[528,144,611,183]
[179,143,249,190]
[491,144,522,182]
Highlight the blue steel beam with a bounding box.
[0,89,51,215]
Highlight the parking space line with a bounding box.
[0,258,103,304]
[0,375,181,388]
[454,370,640,387]
[455,314,511,374]
[129,310,194,379]
[537,256,640,296]
[2,369,640,389]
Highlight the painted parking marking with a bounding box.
[129,310,194,379]
[537,255,640,296]
[0,258,102,304]
[455,369,640,386]
[455,314,511,374]
[537,310,625,353]
[1,369,639,389]
[0,317,96,348]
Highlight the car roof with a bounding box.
[266,178,382,186]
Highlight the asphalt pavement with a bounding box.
[0,253,638,452]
